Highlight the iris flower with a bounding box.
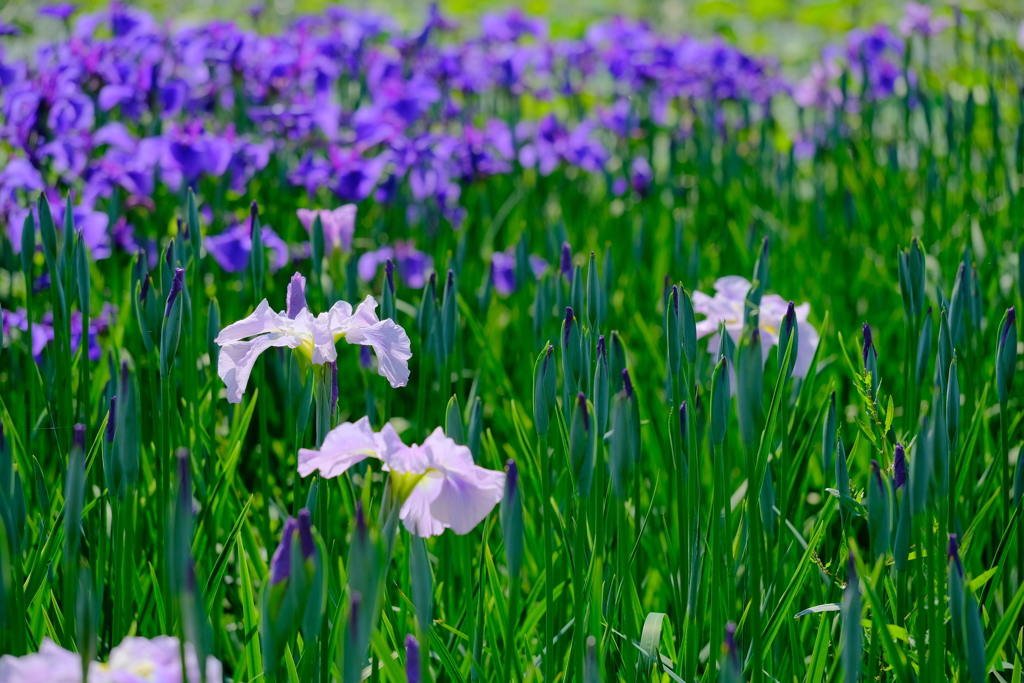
[297,205,357,253]
[215,274,411,403]
[298,417,505,538]
[692,275,819,378]
[0,636,223,682]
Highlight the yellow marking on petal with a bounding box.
[389,470,431,502]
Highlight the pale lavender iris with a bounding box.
[298,417,505,538]
[215,285,412,403]
[898,2,950,37]
[0,635,223,682]
[692,275,820,378]
[297,205,357,253]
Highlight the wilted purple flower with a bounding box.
[491,251,516,296]
[297,205,357,253]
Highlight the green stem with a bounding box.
[540,432,554,683]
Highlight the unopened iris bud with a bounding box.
[560,241,572,280]
[405,633,421,683]
[680,289,697,366]
[822,391,837,474]
[737,326,763,449]
[441,269,457,357]
[269,517,299,586]
[501,459,523,580]
[893,443,906,490]
[997,307,1017,405]
[286,273,307,320]
[249,201,264,297]
[948,533,963,576]
[862,322,878,398]
[835,436,850,527]
[916,307,932,386]
[594,335,609,433]
[777,301,798,381]
[106,396,116,442]
[867,459,890,558]
[445,394,465,445]
[562,307,582,406]
[533,344,555,437]
[666,286,682,391]
[160,268,185,376]
[841,554,862,682]
[467,396,483,461]
[710,357,730,447]
[721,622,742,683]
[949,263,966,345]
[586,251,600,331]
[570,392,594,497]
[382,259,396,322]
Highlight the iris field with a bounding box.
[2,2,1024,682]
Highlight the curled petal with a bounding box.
[346,318,412,388]
[218,334,299,403]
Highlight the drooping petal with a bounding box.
[346,318,412,388]
[298,416,383,478]
[399,471,446,537]
[214,299,281,343]
[218,333,301,403]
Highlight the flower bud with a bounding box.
[467,396,483,462]
[586,251,600,331]
[777,301,798,381]
[822,391,837,474]
[533,345,555,437]
[680,288,697,366]
[720,622,742,683]
[249,201,264,297]
[160,268,185,376]
[737,327,763,449]
[445,394,465,445]
[405,633,421,683]
[867,459,890,559]
[710,357,730,447]
[570,393,594,497]
[501,459,523,580]
[594,335,609,434]
[862,322,878,399]
[893,443,906,490]
[560,241,572,280]
[841,554,862,683]
[997,307,1017,405]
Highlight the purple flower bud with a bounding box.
[751,327,760,345]
[560,242,573,279]
[724,622,738,662]
[623,369,634,399]
[870,459,884,492]
[563,307,574,346]
[286,272,307,320]
[355,500,367,541]
[385,259,396,294]
[505,459,519,500]
[784,301,796,334]
[359,345,373,370]
[72,423,86,452]
[596,334,606,361]
[680,401,687,440]
[577,392,589,431]
[249,201,260,237]
[269,517,298,585]
[164,268,184,317]
[165,243,174,270]
[107,396,117,443]
[140,273,151,302]
[671,285,679,316]
[663,275,672,303]
[298,509,315,560]
[862,322,874,366]
[893,443,906,489]
[121,360,130,391]
[405,634,421,683]
[1002,307,1016,349]
[176,447,191,500]
[948,533,963,576]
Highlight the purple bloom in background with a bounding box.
[560,242,573,278]
[205,222,289,274]
[358,241,433,289]
[630,155,653,196]
[529,255,549,279]
[297,204,357,253]
[492,251,516,296]
[899,2,950,37]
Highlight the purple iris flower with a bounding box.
[529,255,549,279]
[630,156,653,196]
[491,251,516,296]
[39,4,78,21]
[205,222,289,274]
[358,241,433,289]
